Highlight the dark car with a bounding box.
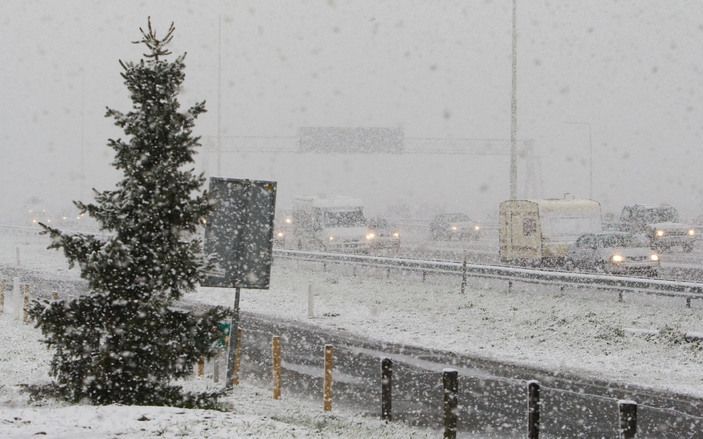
[429,213,481,241]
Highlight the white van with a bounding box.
[291,195,371,252]
[499,198,602,265]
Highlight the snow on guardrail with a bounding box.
[273,248,703,298]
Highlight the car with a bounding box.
[366,216,401,251]
[430,213,481,241]
[566,231,660,277]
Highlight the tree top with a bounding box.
[133,17,175,61]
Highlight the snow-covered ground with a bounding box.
[0,311,434,438]
[1,225,703,437]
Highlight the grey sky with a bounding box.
[2,0,703,221]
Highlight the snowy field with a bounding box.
[0,313,435,438]
[1,226,703,437]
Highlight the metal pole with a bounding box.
[216,15,222,177]
[225,287,241,390]
[509,0,518,200]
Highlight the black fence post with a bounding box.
[527,380,540,439]
[443,368,458,439]
[618,400,637,439]
[381,358,393,421]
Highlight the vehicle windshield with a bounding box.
[368,217,389,229]
[597,234,650,248]
[324,209,365,227]
[643,207,679,223]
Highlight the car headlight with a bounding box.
[688,229,696,236]
[366,233,376,240]
[655,230,665,237]
[392,232,400,238]
[329,236,335,241]
[451,226,458,231]
[612,254,624,263]
[474,225,480,231]
[276,232,284,238]
[650,254,659,261]
[285,217,292,224]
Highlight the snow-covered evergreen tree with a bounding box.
[30,19,228,406]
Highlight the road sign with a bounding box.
[203,177,277,289]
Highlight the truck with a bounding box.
[499,198,602,265]
[618,204,697,252]
[290,195,372,252]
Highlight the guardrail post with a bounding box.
[618,400,637,438]
[507,280,513,294]
[686,297,691,308]
[618,291,624,303]
[0,280,4,314]
[443,368,458,439]
[324,344,334,411]
[381,358,392,421]
[527,380,540,438]
[460,255,467,294]
[422,271,426,282]
[386,267,391,279]
[272,336,282,400]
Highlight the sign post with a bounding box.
[203,177,277,391]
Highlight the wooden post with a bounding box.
[0,280,4,314]
[507,280,513,294]
[213,354,220,383]
[686,297,691,308]
[618,291,624,303]
[618,400,637,439]
[527,380,540,439]
[381,358,393,421]
[323,344,334,412]
[233,328,243,385]
[422,271,426,282]
[443,368,458,439]
[272,336,282,400]
[22,284,30,324]
[197,356,205,378]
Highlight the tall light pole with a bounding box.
[564,121,593,199]
[509,0,518,199]
[216,15,222,177]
